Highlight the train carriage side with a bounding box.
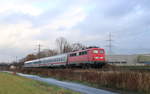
[44,54,68,67]
[24,54,68,68]
[24,59,40,68]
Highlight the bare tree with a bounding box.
[25,54,37,61]
[71,43,86,51]
[55,37,72,54]
[38,49,58,58]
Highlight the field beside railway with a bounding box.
[16,67,150,94]
[118,65,150,71]
[0,72,80,94]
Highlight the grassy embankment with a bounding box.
[118,65,150,71]
[18,67,150,94]
[0,72,80,94]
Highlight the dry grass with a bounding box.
[13,68,150,94]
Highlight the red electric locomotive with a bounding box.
[68,47,105,67]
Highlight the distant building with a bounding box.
[10,65,16,70]
[106,54,150,66]
[137,54,150,65]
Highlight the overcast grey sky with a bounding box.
[0,0,150,62]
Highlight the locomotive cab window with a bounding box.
[100,50,104,54]
[93,50,98,53]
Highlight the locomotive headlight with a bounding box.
[95,57,99,59]
[100,57,104,59]
[95,57,103,59]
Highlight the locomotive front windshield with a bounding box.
[93,50,98,53]
[100,50,104,54]
[93,49,104,54]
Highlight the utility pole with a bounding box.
[38,44,41,59]
[15,56,18,63]
[105,32,113,64]
[109,32,112,55]
[106,32,113,55]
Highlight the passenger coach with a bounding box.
[24,54,68,67]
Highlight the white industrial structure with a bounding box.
[106,54,150,66]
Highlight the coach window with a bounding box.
[53,59,55,62]
[61,58,64,61]
[43,60,46,63]
[60,58,62,62]
[70,54,72,56]
[59,58,61,62]
[70,53,77,56]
